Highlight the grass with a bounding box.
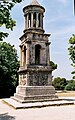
[56,91,75,97]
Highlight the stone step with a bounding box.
[2,98,74,109]
[13,93,58,103]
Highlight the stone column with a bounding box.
[40,13,43,28]
[48,45,50,65]
[20,46,22,66]
[27,14,29,29]
[46,42,50,65]
[36,13,39,28]
[31,45,35,64]
[42,14,43,29]
[25,14,27,29]
[31,13,33,28]
[26,43,30,65]
[21,47,24,66]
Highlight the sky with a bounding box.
[1,0,75,80]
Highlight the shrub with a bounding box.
[65,80,75,91]
[52,77,67,90]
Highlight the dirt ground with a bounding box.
[0,91,75,120]
[56,91,75,97]
[0,99,75,120]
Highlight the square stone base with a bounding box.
[13,86,58,103]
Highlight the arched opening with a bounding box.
[28,13,31,28]
[33,12,36,27]
[35,45,41,65]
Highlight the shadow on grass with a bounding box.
[0,113,15,120]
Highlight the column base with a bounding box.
[13,86,58,103]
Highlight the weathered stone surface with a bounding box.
[13,0,57,103]
[13,86,57,103]
[15,86,55,96]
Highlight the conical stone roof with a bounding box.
[30,0,40,6]
[23,0,45,13]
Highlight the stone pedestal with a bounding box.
[14,86,57,103]
[13,65,58,103]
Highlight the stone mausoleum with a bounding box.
[14,0,57,102]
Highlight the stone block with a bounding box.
[13,86,58,103]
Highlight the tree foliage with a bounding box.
[52,77,67,90]
[53,77,75,91]
[68,34,75,79]
[0,0,23,41]
[0,42,19,98]
[49,61,57,71]
[65,80,75,91]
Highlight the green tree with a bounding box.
[0,42,19,98]
[0,0,23,41]
[68,34,75,79]
[49,61,57,71]
[52,77,67,90]
[65,80,75,91]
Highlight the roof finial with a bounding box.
[30,0,40,6]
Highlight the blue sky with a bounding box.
[2,0,75,80]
